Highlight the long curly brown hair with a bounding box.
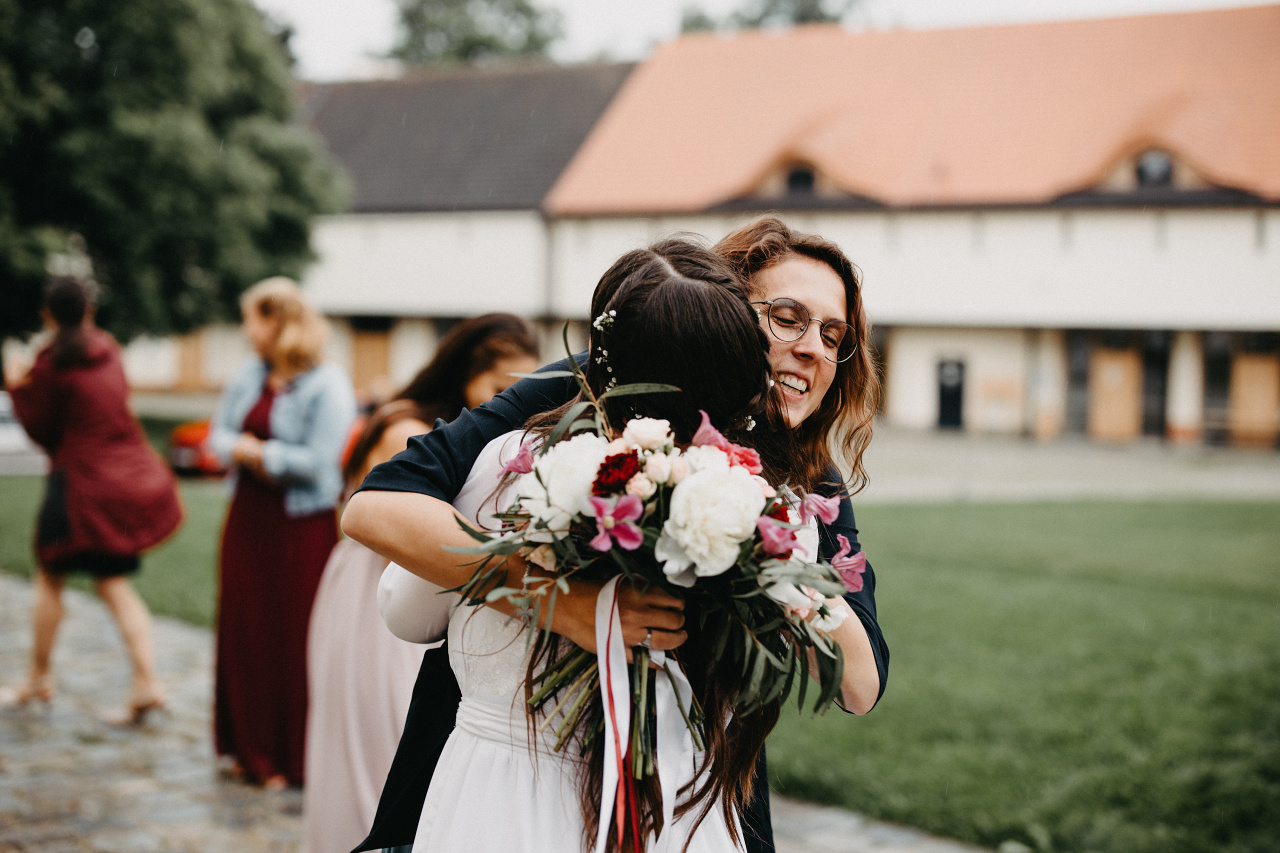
[714,216,880,494]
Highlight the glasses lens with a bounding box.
[767,299,808,341]
[824,322,856,363]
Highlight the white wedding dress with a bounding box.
[378,431,743,853]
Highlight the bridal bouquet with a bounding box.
[451,372,867,817]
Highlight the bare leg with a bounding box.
[25,570,64,697]
[95,575,165,711]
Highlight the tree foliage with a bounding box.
[388,0,562,66]
[0,0,346,343]
[682,0,856,33]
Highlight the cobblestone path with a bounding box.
[0,574,986,853]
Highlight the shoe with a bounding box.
[0,675,55,708]
[103,689,167,726]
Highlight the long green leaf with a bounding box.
[599,382,682,401]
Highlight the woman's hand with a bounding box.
[3,352,32,388]
[231,433,270,480]
[540,576,687,659]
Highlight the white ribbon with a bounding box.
[592,578,698,853]
[594,576,631,853]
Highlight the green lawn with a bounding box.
[0,470,1276,852]
[0,475,227,627]
[768,501,1280,853]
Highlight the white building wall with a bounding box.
[199,324,254,388]
[548,208,1280,331]
[303,211,548,317]
[884,327,1031,433]
[388,319,437,387]
[121,336,180,389]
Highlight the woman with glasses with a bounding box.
[343,217,885,853]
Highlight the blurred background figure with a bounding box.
[302,313,538,853]
[210,277,356,790]
[1,276,182,723]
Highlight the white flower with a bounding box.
[516,433,610,541]
[655,465,765,587]
[644,453,673,484]
[623,418,673,451]
[625,474,656,499]
[606,437,630,455]
[668,456,690,485]
[680,444,729,474]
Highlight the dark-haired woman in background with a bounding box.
[2,276,182,723]
[302,314,538,853]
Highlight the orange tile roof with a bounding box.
[545,5,1280,214]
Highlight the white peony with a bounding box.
[680,444,729,475]
[623,418,674,451]
[655,465,765,587]
[515,433,610,541]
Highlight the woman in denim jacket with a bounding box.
[210,277,356,789]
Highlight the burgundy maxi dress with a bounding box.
[215,385,339,786]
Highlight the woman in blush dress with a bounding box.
[210,277,356,789]
[301,314,538,853]
[2,276,182,723]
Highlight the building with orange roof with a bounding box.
[69,6,1278,448]
[541,4,1280,446]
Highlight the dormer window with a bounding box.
[1136,150,1173,188]
[786,166,815,195]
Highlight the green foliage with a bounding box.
[388,0,562,66]
[731,0,853,27]
[684,0,855,33]
[0,0,347,342]
[767,500,1280,853]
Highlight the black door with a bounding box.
[938,360,964,429]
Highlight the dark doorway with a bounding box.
[938,360,964,429]
[1065,330,1090,434]
[1141,331,1171,437]
[1203,332,1232,445]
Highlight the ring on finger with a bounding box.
[639,629,653,649]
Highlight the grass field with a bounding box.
[768,501,1280,853]
[0,461,1275,852]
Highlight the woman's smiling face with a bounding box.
[753,254,847,428]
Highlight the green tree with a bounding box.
[680,6,719,34]
[388,0,562,66]
[731,0,855,28]
[0,0,346,347]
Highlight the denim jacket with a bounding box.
[210,359,356,517]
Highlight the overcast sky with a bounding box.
[253,0,1263,81]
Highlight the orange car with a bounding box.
[168,420,226,476]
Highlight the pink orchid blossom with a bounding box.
[501,440,535,475]
[588,494,645,552]
[800,493,840,525]
[691,409,730,450]
[832,534,867,592]
[756,515,800,558]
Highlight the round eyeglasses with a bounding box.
[752,298,856,363]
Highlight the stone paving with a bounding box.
[0,574,985,853]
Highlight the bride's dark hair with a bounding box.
[522,237,794,851]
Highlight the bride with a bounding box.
[375,238,858,852]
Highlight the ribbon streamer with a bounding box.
[593,578,698,853]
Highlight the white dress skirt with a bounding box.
[301,537,427,853]
[378,432,743,853]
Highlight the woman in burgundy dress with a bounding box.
[210,277,356,789]
[3,276,182,723]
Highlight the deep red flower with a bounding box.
[593,451,642,495]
